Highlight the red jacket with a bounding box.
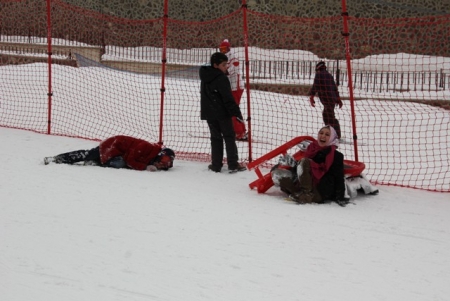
[99,136,161,170]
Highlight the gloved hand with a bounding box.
[336,97,343,108]
[309,96,315,107]
[106,156,127,169]
[335,197,350,207]
[277,154,297,168]
[146,165,158,172]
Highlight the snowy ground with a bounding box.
[1,127,450,301]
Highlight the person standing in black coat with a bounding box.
[309,61,343,139]
[199,52,246,173]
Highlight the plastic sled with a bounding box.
[247,136,378,198]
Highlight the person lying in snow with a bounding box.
[44,135,175,171]
[271,125,349,206]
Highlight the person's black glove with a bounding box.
[335,197,350,207]
[336,97,343,108]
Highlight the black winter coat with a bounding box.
[309,69,340,106]
[199,65,242,121]
[312,147,346,202]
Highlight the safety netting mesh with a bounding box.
[0,0,449,191]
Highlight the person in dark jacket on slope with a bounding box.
[271,125,349,206]
[44,135,175,171]
[309,61,343,139]
[199,52,246,173]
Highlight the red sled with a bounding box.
[247,136,368,194]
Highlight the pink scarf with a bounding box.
[305,142,336,184]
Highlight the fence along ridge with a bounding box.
[1,41,447,93]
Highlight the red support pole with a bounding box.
[241,0,253,162]
[158,0,169,145]
[341,0,359,161]
[46,0,53,135]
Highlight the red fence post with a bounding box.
[241,0,253,162]
[46,0,53,135]
[341,0,359,162]
[158,0,169,146]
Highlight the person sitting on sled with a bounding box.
[44,135,175,171]
[271,125,349,206]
